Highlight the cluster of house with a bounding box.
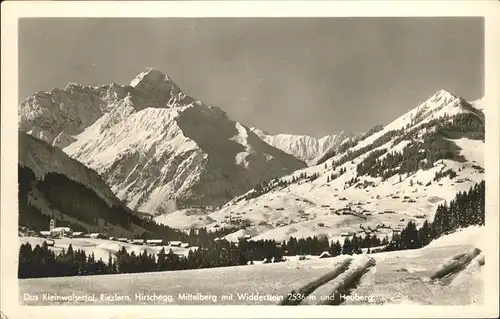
[39,227,107,239]
[35,220,192,248]
[38,230,191,248]
[117,238,191,248]
[176,204,217,211]
[214,234,252,242]
[18,226,38,237]
[137,212,153,221]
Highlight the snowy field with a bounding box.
[19,226,484,306]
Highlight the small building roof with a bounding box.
[51,227,72,232]
[146,239,164,243]
[88,233,103,237]
[319,251,332,258]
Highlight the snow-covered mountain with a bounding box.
[19,69,306,216]
[154,89,485,242]
[250,128,353,166]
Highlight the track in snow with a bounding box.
[279,255,376,305]
[278,246,483,306]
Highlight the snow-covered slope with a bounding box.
[19,226,484,306]
[251,128,353,165]
[19,69,306,215]
[155,90,485,241]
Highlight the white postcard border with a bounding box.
[1,1,499,319]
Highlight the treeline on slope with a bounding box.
[18,165,89,233]
[328,128,405,173]
[383,180,484,252]
[242,122,398,198]
[238,118,419,200]
[19,164,243,244]
[317,124,385,165]
[36,170,134,229]
[355,113,484,180]
[238,171,321,202]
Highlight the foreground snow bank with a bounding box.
[429,248,481,280]
[280,257,353,305]
[426,226,484,250]
[313,255,376,305]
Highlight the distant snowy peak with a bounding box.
[250,128,353,165]
[407,89,478,125]
[128,69,196,109]
[130,68,172,87]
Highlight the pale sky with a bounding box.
[19,18,484,137]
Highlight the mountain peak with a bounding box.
[429,89,458,102]
[130,68,171,87]
[63,82,86,91]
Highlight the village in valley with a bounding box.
[19,218,195,252]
